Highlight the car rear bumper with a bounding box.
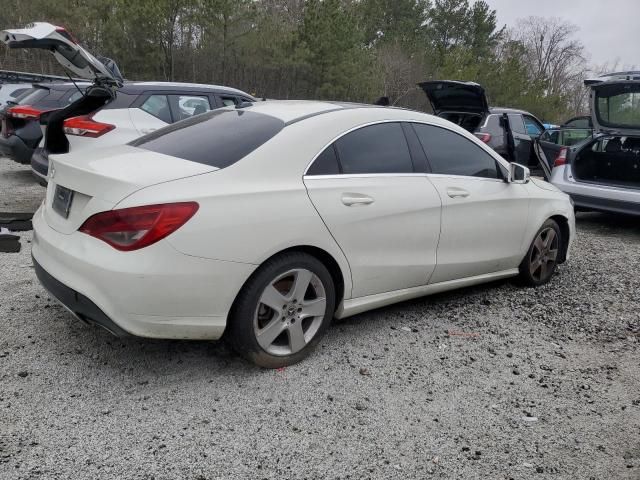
[551,165,640,216]
[0,134,34,164]
[33,258,130,337]
[31,206,256,340]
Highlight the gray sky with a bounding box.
[480,0,640,70]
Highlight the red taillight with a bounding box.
[79,202,199,251]
[554,147,568,167]
[474,132,492,144]
[7,105,44,120]
[63,115,115,138]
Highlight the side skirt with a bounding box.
[335,269,519,319]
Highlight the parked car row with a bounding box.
[1,22,256,184]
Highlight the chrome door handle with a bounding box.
[446,188,470,198]
[341,193,375,206]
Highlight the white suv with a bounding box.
[1,22,255,183]
[31,82,255,183]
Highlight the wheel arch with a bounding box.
[229,245,348,322]
[549,214,570,264]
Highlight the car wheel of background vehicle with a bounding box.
[226,252,336,368]
[518,219,561,287]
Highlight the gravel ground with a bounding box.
[0,158,44,214]
[1,161,639,479]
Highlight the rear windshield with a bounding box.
[596,83,640,128]
[130,109,285,168]
[14,87,49,106]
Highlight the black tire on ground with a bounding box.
[225,251,336,368]
[518,219,562,287]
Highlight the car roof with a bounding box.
[33,81,254,98]
[489,107,536,116]
[118,82,254,98]
[233,99,456,129]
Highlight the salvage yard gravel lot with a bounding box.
[1,158,639,479]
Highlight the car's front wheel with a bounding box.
[226,252,336,368]
[518,219,561,286]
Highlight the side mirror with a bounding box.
[508,163,530,184]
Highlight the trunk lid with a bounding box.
[43,145,217,234]
[418,80,489,115]
[586,72,640,136]
[1,23,122,86]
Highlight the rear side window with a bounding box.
[307,145,341,175]
[508,114,526,134]
[130,109,284,169]
[140,94,172,123]
[335,122,413,174]
[412,124,499,179]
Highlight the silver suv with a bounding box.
[545,72,640,216]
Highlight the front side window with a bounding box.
[412,123,499,179]
[334,122,413,174]
[508,114,526,134]
[220,96,238,107]
[565,117,591,128]
[523,115,543,136]
[172,95,211,121]
[140,94,172,123]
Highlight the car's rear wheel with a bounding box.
[518,219,561,286]
[226,252,335,368]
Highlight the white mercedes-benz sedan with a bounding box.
[32,100,575,367]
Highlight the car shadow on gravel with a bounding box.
[576,211,640,236]
[48,279,516,379]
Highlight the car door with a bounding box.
[410,122,531,284]
[535,128,563,171]
[506,113,532,165]
[303,122,442,298]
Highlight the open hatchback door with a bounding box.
[1,22,122,86]
[586,72,640,137]
[418,80,489,116]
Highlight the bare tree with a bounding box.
[513,16,586,97]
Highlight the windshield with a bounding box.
[13,87,48,106]
[130,108,285,169]
[596,83,640,129]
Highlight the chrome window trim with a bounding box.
[303,172,506,183]
[303,118,511,177]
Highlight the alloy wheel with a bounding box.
[529,227,559,282]
[253,268,327,356]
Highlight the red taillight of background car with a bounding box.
[79,202,199,251]
[554,147,568,167]
[63,115,115,138]
[7,105,45,120]
[474,132,492,144]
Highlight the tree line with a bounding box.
[0,0,604,123]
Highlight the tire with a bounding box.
[226,252,336,368]
[518,219,562,287]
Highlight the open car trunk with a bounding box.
[41,85,113,155]
[437,111,484,132]
[572,136,640,189]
